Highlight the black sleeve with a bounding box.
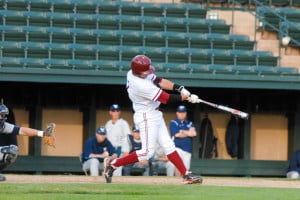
[168,94,182,103]
[173,84,183,92]
[153,76,162,87]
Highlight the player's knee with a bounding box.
[0,145,18,168]
[89,158,100,166]
[163,144,176,155]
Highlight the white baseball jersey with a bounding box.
[105,118,131,149]
[126,70,162,113]
[126,70,176,161]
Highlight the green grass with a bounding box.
[0,183,299,200]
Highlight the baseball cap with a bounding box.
[177,105,187,112]
[96,126,107,135]
[132,125,140,132]
[110,104,120,111]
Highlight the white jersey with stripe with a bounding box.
[126,70,162,113]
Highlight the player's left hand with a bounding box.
[188,94,201,103]
[44,123,56,147]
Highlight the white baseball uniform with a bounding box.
[105,118,130,176]
[126,70,176,161]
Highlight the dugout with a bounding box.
[1,81,300,177]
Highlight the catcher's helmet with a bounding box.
[131,55,154,75]
[0,104,9,119]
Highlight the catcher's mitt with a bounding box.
[44,123,56,147]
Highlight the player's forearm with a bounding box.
[89,152,109,158]
[158,78,175,91]
[19,127,43,137]
[185,128,197,137]
[175,131,187,138]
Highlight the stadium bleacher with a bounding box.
[0,0,298,76]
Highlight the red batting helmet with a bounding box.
[131,55,154,75]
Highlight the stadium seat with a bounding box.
[91,60,117,71]
[161,62,187,73]
[22,26,47,34]
[231,65,256,75]
[185,63,210,73]
[208,49,233,65]
[208,64,232,74]
[44,43,68,51]
[139,16,164,32]
[69,28,93,36]
[252,66,277,75]
[275,67,299,75]
[0,25,22,32]
[23,11,47,20]
[291,0,300,6]
[68,43,93,51]
[68,59,93,69]
[115,60,131,71]
[140,3,164,17]
[21,41,45,50]
[117,30,142,46]
[44,58,68,69]
[118,1,141,16]
[0,57,21,67]
[280,21,300,47]
[185,5,207,18]
[92,15,119,30]
[0,41,22,49]
[96,1,119,15]
[19,58,44,68]
[118,15,141,31]
[270,0,290,6]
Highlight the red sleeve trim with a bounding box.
[156,91,170,104]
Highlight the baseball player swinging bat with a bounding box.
[189,95,249,119]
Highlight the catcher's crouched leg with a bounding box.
[0,145,18,181]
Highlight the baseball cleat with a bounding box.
[183,171,203,184]
[104,158,116,183]
[0,174,6,181]
[45,123,55,136]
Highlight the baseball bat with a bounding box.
[197,98,249,119]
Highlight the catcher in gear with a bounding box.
[0,102,56,181]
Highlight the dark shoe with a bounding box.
[183,171,203,184]
[104,158,116,183]
[0,174,6,181]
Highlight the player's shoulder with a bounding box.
[170,119,179,126]
[119,118,130,125]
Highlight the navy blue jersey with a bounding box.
[82,136,116,163]
[128,134,142,153]
[169,118,194,153]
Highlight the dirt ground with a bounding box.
[2,174,300,188]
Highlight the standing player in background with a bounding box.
[104,55,203,184]
[169,105,197,176]
[105,104,131,176]
[0,102,55,181]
